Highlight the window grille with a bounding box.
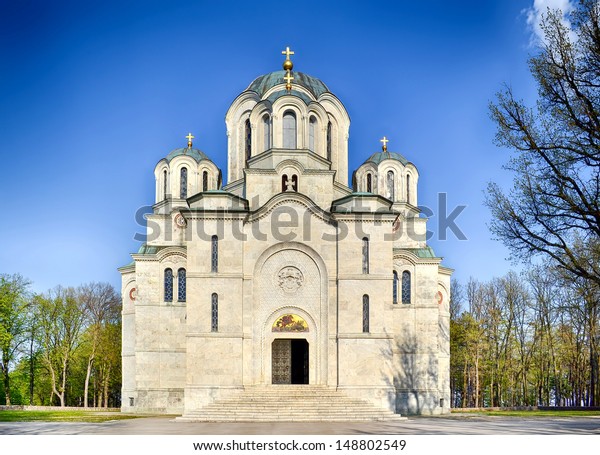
[362,295,369,333]
[180,167,187,199]
[402,271,411,304]
[245,119,251,160]
[211,293,218,332]
[211,235,218,273]
[362,237,369,274]
[164,268,173,302]
[177,268,186,302]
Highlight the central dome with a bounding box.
[247,70,330,98]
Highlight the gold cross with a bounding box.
[284,71,294,90]
[281,46,295,60]
[186,132,194,147]
[380,136,389,151]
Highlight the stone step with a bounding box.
[177,386,406,422]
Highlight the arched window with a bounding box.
[292,174,298,192]
[211,235,218,273]
[362,237,369,274]
[283,111,297,149]
[163,170,168,200]
[245,119,252,161]
[402,271,411,304]
[326,121,332,161]
[387,170,395,201]
[406,174,411,204]
[177,268,186,302]
[263,115,271,151]
[203,170,208,192]
[164,268,173,302]
[366,173,372,193]
[393,271,399,304]
[211,293,218,332]
[362,295,369,333]
[309,116,316,152]
[282,174,288,192]
[180,167,188,199]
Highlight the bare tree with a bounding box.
[487,1,600,286]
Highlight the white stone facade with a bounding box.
[119,64,451,416]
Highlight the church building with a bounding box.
[119,48,452,419]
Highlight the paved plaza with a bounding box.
[0,415,598,435]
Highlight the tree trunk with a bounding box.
[28,335,34,405]
[84,356,93,408]
[1,355,10,406]
[103,367,110,408]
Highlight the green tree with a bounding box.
[34,287,86,407]
[77,282,120,407]
[0,273,31,405]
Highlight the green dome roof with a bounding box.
[165,147,211,163]
[247,71,329,98]
[364,151,409,166]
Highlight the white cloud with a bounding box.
[525,0,575,46]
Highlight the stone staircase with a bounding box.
[176,386,406,422]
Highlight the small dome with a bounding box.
[247,71,329,98]
[165,147,211,163]
[364,151,409,166]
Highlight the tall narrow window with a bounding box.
[362,295,369,333]
[406,174,411,204]
[178,268,186,302]
[203,170,208,192]
[211,235,218,272]
[163,170,168,200]
[263,115,271,151]
[309,116,316,152]
[292,174,298,192]
[393,271,399,304]
[326,121,332,161]
[283,111,297,149]
[211,293,218,332]
[362,237,369,274]
[387,170,394,201]
[402,271,411,304]
[180,167,188,199]
[366,173,372,193]
[164,268,173,302]
[245,119,252,161]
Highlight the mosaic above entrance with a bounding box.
[272,314,309,332]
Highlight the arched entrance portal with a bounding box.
[272,339,309,384]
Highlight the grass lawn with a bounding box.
[0,410,142,423]
[451,409,600,418]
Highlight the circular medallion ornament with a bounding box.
[129,287,137,301]
[277,266,304,293]
[174,213,187,228]
[436,291,443,305]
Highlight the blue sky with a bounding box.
[0,0,562,293]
